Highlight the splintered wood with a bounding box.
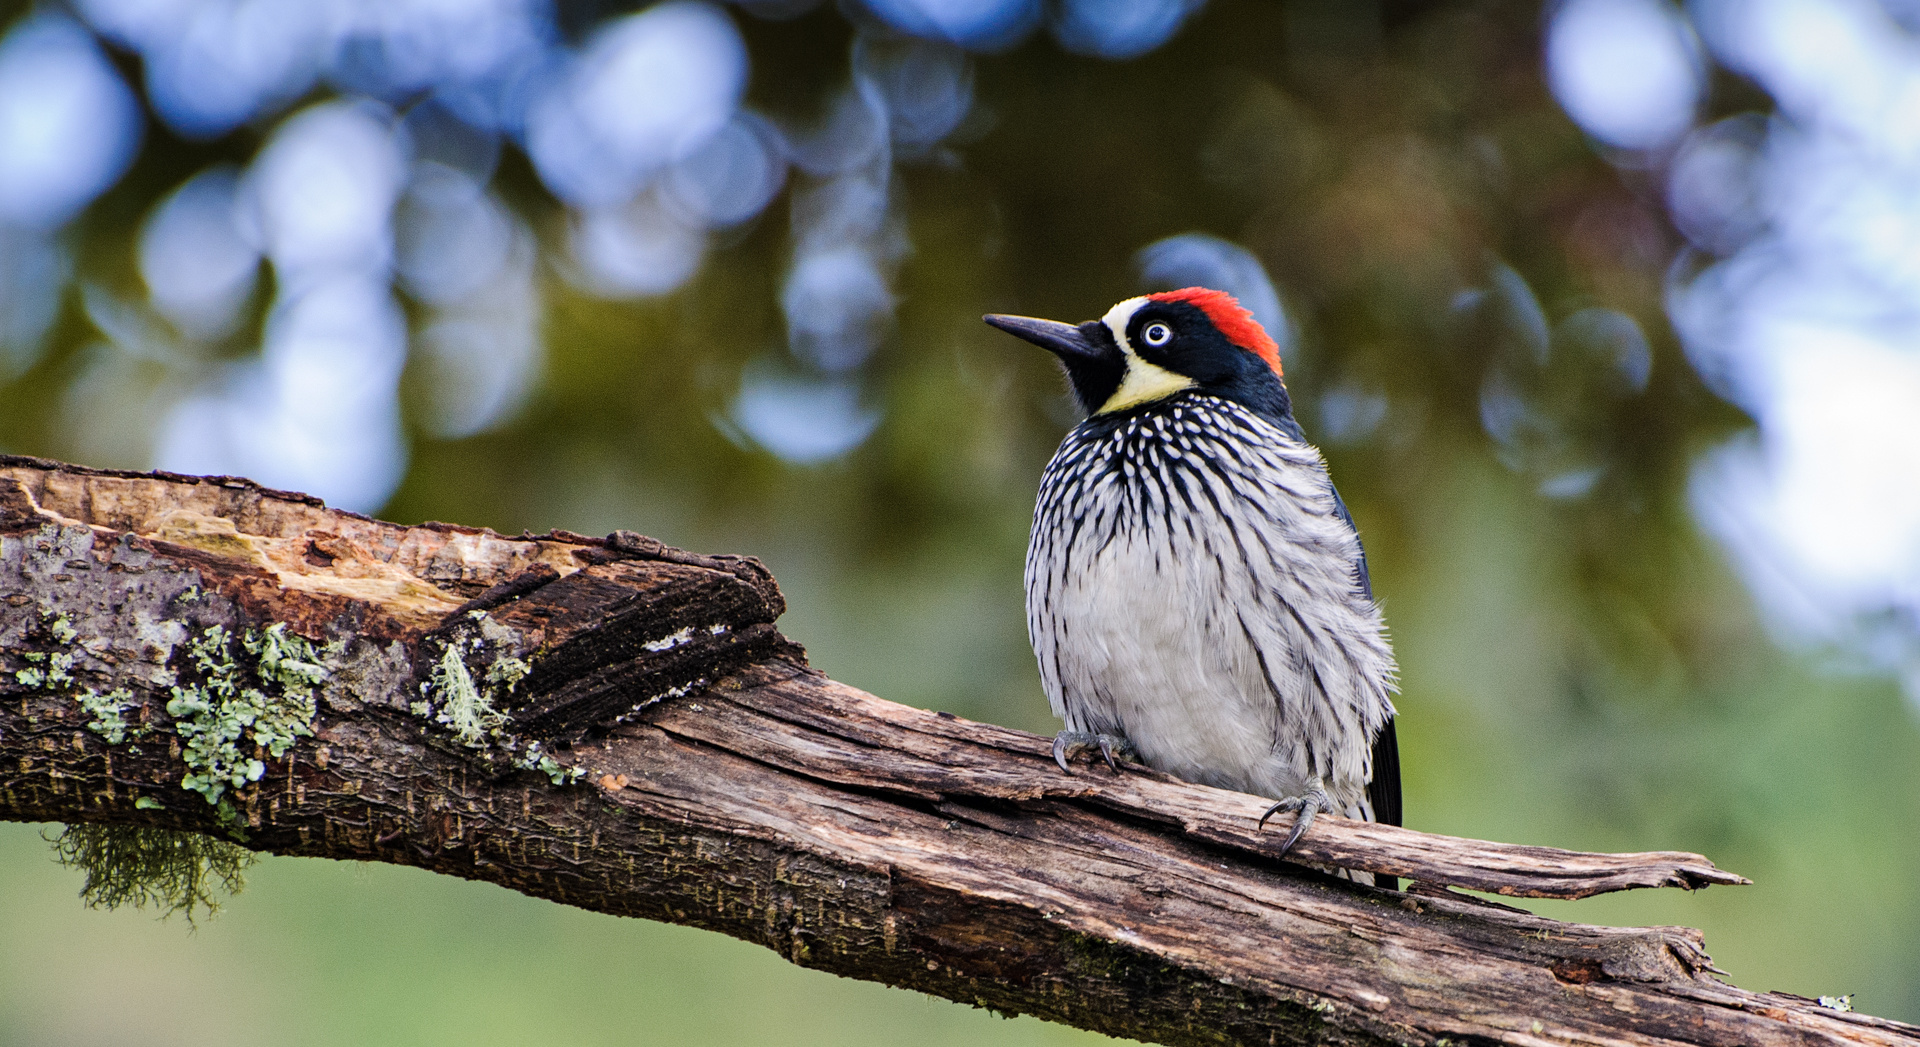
[3,454,1910,1047]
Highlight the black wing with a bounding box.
[1367,718,1401,828]
[1334,485,1402,888]
[1330,485,1375,601]
[1367,719,1402,892]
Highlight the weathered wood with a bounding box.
[0,454,1908,1047]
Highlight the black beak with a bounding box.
[983,314,1107,364]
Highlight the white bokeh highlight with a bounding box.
[1663,0,1920,698]
[157,276,410,512]
[76,0,550,138]
[526,2,747,208]
[143,1,326,139]
[1135,233,1289,358]
[662,112,789,228]
[567,194,709,299]
[395,164,516,306]
[250,102,407,280]
[0,16,142,230]
[859,0,1041,51]
[852,36,973,154]
[1547,0,1703,151]
[9,0,1210,493]
[0,229,70,376]
[153,103,413,512]
[1053,0,1205,60]
[728,369,882,465]
[140,168,261,339]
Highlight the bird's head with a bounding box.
[985,288,1287,419]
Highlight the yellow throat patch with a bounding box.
[1098,359,1196,414]
[1096,295,1196,414]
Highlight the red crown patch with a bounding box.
[1147,287,1281,378]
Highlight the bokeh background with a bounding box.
[2,0,1918,1041]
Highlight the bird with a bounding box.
[985,287,1401,887]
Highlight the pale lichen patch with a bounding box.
[3,520,202,694]
[78,688,139,744]
[411,614,583,784]
[427,642,505,747]
[317,639,414,713]
[165,622,326,818]
[8,605,153,747]
[133,612,189,654]
[486,656,531,691]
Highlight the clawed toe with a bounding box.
[1256,796,1301,830]
[1051,731,1137,774]
[1258,785,1332,857]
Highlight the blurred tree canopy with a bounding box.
[0,0,1751,684]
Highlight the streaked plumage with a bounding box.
[986,288,1401,883]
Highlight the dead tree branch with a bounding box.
[0,455,1910,1047]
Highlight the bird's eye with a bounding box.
[1142,322,1172,347]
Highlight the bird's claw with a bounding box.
[1258,785,1332,857]
[1051,731,1137,774]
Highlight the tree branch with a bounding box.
[1,455,1909,1047]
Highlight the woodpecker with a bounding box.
[985,288,1400,884]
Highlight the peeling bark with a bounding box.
[1,454,1912,1047]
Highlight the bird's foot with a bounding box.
[1257,784,1333,857]
[1051,731,1137,774]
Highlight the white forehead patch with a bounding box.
[1095,294,1195,415]
[1102,296,1150,355]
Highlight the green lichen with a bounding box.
[45,823,255,926]
[485,656,531,690]
[425,642,505,747]
[15,644,49,686]
[10,608,149,745]
[12,605,319,921]
[165,623,325,810]
[45,650,74,687]
[244,622,335,694]
[48,613,78,645]
[411,620,585,786]
[78,688,138,745]
[15,612,330,834]
[514,741,587,786]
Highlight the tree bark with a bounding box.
[0,454,1911,1047]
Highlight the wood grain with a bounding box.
[0,454,1906,1047]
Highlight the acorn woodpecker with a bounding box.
[986,288,1401,885]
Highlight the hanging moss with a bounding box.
[44,823,256,926]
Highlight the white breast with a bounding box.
[1026,397,1396,816]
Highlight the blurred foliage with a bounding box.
[1,0,1917,1040]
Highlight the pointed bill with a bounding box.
[984,314,1108,365]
